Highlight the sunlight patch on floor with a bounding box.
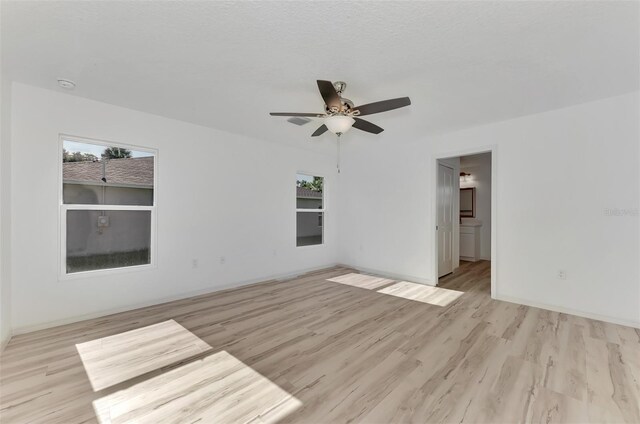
[92,350,302,424]
[76,319,211,391]
[377,281,464,307]
[327,273,395,290]
[327,273,464,307]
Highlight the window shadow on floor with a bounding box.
[76,320,302,423]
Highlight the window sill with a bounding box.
[296,243,326,250]
[58,263,157,281]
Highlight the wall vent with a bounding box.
[287,117,312,126]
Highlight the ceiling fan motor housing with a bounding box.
[325,97,354,114]
[333,81,354,113]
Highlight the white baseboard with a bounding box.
[495,294,640,329]
[1,331,12,353]
[338,263,435,286]
[15,263,637,336]
[12,263,340,336]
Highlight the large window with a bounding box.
[296,173,324,247]
[61,137,156,275]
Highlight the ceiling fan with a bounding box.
[270,80,411,137]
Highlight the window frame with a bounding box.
[295,171,326,248]
[58,134,158,280]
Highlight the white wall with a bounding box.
[10,83,339,332]
[338,91,640,327]
[460,152,491,260]
[6,83,640,333]
[0,71,12,348]
[0,1,12,348]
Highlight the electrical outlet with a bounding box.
[97,215,109,228]
[192,259,198,269]
[557,270,567,280]
[220,256,226,265]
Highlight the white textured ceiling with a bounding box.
[2,1,638,146]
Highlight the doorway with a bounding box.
[433,148,496,297]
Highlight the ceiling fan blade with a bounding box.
[311,124,328,137]
[355,97,411,116]
[317,80,342,110]
[270,112,325,117]
[352,118,384,134]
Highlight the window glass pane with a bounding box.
[296,173,323,209]
[63,140,154,206]
[63,184,154,206]
[66,210,151,273]
[297,212,323,246]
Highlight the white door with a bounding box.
[437,162,454,277]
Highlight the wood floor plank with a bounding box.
[585,337,640,423]
[326,273,396,290]
[75,320,212,391]
[1,261,638,423]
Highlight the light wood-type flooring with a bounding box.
[1,261,639,423]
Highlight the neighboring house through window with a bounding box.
[61,137,156,275]
[296,173,324,247]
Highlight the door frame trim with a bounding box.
[431,145,498,298]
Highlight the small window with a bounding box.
[61,137,156,275]
[296,173,324,247]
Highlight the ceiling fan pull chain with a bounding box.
[337,134,341,174]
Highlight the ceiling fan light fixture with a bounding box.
[325,115,355,134]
